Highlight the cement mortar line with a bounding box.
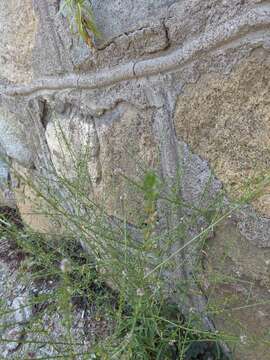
[0,6,270,98]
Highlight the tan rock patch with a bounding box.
[95,104,159,224]
[203,220,270,360]
[13,164,63,234]
[174,49,270,216]
[45,103,159,226]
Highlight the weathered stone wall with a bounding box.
[0,0,36,83]
[0,1,270,358]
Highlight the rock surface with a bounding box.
[175,48,270,216]
[0,0,270,358]
[0,0,36,83]
[0,235,112,359]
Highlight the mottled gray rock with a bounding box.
[0,0,36,83]
[0,108,32,166]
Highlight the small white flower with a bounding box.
[235,270,241,277]
[120,193,127,201]
[125,332,132,340]
[60,259,72,273]
[97,110,104,116]
[100,267,106,274]
[240,334,247,344]
[257,310,265,318]
[113,167,122,175]
[136,288,145,297]
[169,340,176,346]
